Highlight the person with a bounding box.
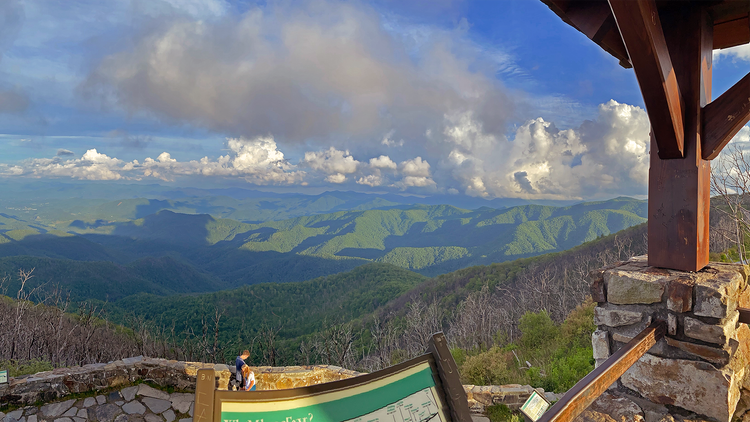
[235,350,250,387]
[241,364,256,391]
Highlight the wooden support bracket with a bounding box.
[702,72,750,160]
[609,0,685,158]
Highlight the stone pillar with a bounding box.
[589,255,750,422]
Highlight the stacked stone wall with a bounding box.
[0,356,560,420]
[0,357,362,408]
[589,255,750,422]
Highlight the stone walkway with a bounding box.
[0,384,194,422]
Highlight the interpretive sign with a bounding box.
[520,390,550,421]
[0,369,7,384]
[196,333,471,422]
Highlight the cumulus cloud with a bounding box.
[4,136,305,184]
[400,157,431,177]
[391,157,435,190]
[2,98,666,199]
[81,0,514,148]
[302,147,360,175]
[56,149,74,156]
[140,136,303,183]
[436,100,650,199]
[356,174,384,187]
[369,155,397,170]
[393,176,437,190]
[714,44,750,62]
[325,173,347,184]
[5,149,127,180]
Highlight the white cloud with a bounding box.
[369,155,397,170]
[392,175,437,190]
[400,157,431,177]
[436,100,650,199]
[356,174,384,187]
[381,132,404,147]
[714,44,750,62]
[5,149,126,180]
[325,173,347,184]
[139,136,302,183]
[302,147,360,174]
[4,136,306,184]
[1,101,660,198]
[81,0,514,149]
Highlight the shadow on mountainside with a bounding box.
[112,210,213,247]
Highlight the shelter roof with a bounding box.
[541,0,750,68]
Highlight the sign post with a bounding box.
[0,369,8,384]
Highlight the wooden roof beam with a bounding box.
[609,0,685,159]
[541,0,632,68]
[714,15,750,50]
[702,72,750,160]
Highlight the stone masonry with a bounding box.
[589,255,750,422]
[0,357,363,409]
[0,356,559,422]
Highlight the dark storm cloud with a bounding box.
[80,0,515,148]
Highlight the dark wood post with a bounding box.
[647,5,713,271]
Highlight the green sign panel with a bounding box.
[221,363,445,422]
[0,370,7,384]
[520,391,550,422]
[195,333,472,422]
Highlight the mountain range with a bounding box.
[0,192,646,299]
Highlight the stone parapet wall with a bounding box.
[0,357,229,407]
[0,356,556,418]
[0,357,362,408]
[249,365,363,390]
[589,255,750,422]
[463,384,560,414]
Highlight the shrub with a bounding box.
[486,404,524,422]
[0,359,54,377]
[460,346,515,385]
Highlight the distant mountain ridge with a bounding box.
[0,180,582,224]
[0,197,646,292]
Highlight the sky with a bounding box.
[0,0,748,201]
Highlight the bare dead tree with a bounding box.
[448,284,509,350]
[297,339,314,366]
[257,324,282,366]
[711,143,750,262]
[368,314,400,370]
[10,269,40,361]
[311,320,357,368]
[403,298,443,359]
[210,306,226,363]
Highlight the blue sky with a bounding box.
[0,0,748,200]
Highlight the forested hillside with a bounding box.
[1,221,647,394]
[95,224,647,375]
[0,198,647,293]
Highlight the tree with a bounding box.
[711,143,750,262]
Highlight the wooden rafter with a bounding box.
[541,0,632,68]
[702,72,750,160]
[714,14,750,49]
[609,0,685,159]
